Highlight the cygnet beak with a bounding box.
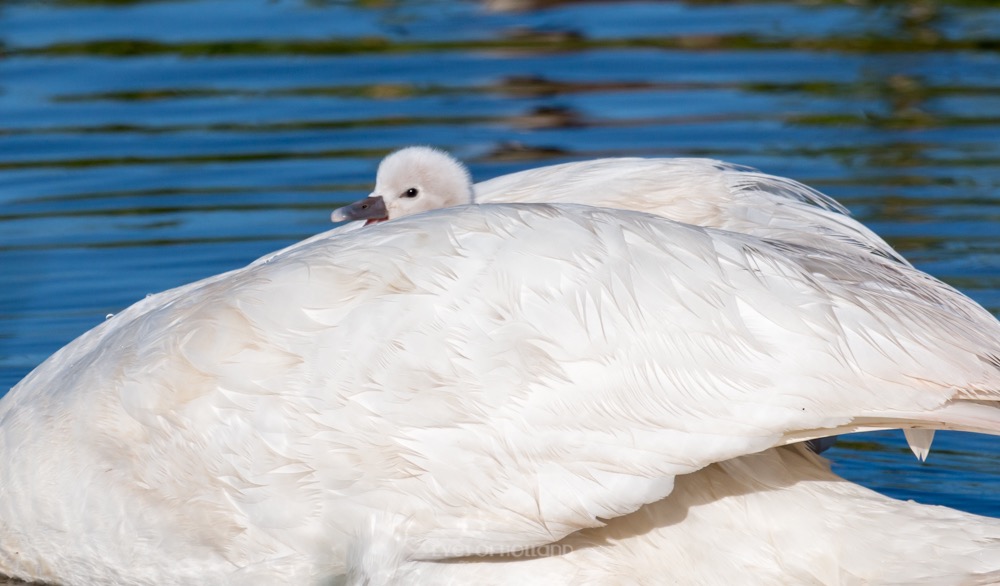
[331,195,389,225]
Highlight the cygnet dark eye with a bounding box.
[402,187,419,198]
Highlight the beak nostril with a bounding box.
[333,195,387,223]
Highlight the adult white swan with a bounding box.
[1,203,999,585]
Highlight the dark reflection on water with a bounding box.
[1,2,999,574]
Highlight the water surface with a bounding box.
[1,0,999,570]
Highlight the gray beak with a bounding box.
[330,196,388,223]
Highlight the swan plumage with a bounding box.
[2,202,1000,584]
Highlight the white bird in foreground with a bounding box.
[2,201,1000,585]
[333,147,934,456]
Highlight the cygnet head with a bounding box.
[331,146,474,225]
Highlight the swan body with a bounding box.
[2,203,1000,584]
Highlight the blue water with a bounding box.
[1,0,999,561]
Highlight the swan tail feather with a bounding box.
[781,401,1000,449]
[903,428,936,462]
